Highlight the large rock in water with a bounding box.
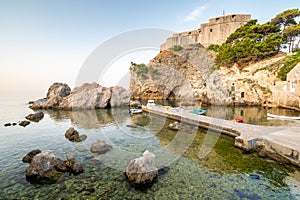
[125,150,158,186]
[29,82,131,110]
[59,83,111,109]
[25,150,83,184]
[25,112,44,122]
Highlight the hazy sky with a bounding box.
[0,0,299,93]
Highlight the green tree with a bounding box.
[215,20,281,67]
[283,23,300,52]
[271,9,300,52]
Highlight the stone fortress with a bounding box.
[161,14,251,50]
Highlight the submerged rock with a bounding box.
[19,120,30,127]
[22,149,41,163]
[125,150,158,186]
[90,140,112,154]
[169,121,181,130]
[65,127,87,142]
[25,112,44,122]
[25,150,83,184]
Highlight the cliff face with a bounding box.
[129,44,300,108]
[130,44,213,101]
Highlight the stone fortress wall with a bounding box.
[161,14,251,50]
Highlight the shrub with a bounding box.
[173,45,183,51]
[207,44,220,52]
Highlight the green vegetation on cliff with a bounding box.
[214,9,300,68]
[133,63,160,80]
[277,51,300,80]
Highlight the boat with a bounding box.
[146,100,156,107]
[188,109,206,115]
[129,108,143,114]
[267,113,300,120]
[170,107,184,111]
[230,117,244,123]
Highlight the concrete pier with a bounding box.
[143,105,300,167]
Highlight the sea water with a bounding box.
[0,92,300,199]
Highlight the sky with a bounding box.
[0,0,299,94]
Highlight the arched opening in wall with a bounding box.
[167,91,177,100]
[188,32,192,35]
[210,29,213,32]
[241,92,245,98]
[232,15,236,19]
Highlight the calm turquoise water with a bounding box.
[0,92,300,199]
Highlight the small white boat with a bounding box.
[146,100,156,107]
[129,109,142,114]
[267,113,300,120]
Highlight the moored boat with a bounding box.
[129,109,143,114]
[267,113,300,120]
[188,109,206,115]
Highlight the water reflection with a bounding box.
[45,108,130,129]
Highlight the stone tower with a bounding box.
[160,14,251,50]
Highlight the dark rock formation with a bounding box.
[4,123,11,127]
[25,150,83,184]
[30,82,131,110]
[19,120,30,127]
[25,112,44,122]
[65,127,87,142]
[125,150,158,186]
[22,149,41,163]
[90,140,112,154]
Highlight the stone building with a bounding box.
[160,14,251,50]
[286,62,300,96]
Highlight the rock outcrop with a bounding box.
[65,127,87,142]
[30,82,131,110]
[129,44,297,108]
[90,140,112,154]
[25,112,44,122]
[125,150,158,186]
[24,150,83,184]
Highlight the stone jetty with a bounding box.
[143,105,300,167]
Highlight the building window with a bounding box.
[210,29,213,32]
[291,81,296,92]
